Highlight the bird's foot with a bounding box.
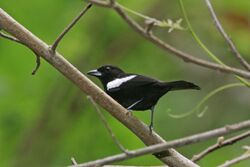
[149,124,153,134]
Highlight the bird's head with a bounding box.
[87,65,125,84]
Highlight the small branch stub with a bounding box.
[145,20,155,35]
[71,157,78,166]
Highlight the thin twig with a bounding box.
[0,31,22,44]
[70,120,250,167]
[192,130,250,162]
[71,157,78,166]
[1,31,41,74]
[218,147,250,167]
[50,3,92,52]
[31,54,41,75]
[88,0,250,80]
[219,154,250,167]
[87,96,131,154]
[204,0,250,71]
[179,0,250,87]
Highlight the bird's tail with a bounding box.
[164,80,200,91]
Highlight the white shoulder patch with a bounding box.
[107,75,136,91]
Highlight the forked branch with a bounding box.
[88,0,250,80]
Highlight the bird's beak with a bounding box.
[87,69,102,77]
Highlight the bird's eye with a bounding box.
[106,66,111,71]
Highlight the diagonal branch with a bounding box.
[50,3,92,52]
[71,120,250,167]
[0,7,198,167]
[88,0,250,80]
[192,130,250,162]
[204,0,250,71]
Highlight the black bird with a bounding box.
[87,65,200,132]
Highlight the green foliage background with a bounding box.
[0,0,249,166]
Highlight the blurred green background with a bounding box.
[0,0,249,166]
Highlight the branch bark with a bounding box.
[0,8,198,167]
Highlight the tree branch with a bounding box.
[0,7,198,167]
[50,3,92,52]
[218,146,250,167]
[192,130,250,162]
[204,0,250,71]
[70,120,250,167]
[88,0,250,80]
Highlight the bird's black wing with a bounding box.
[107,74,165,110]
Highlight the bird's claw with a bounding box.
[149,124,153,134]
